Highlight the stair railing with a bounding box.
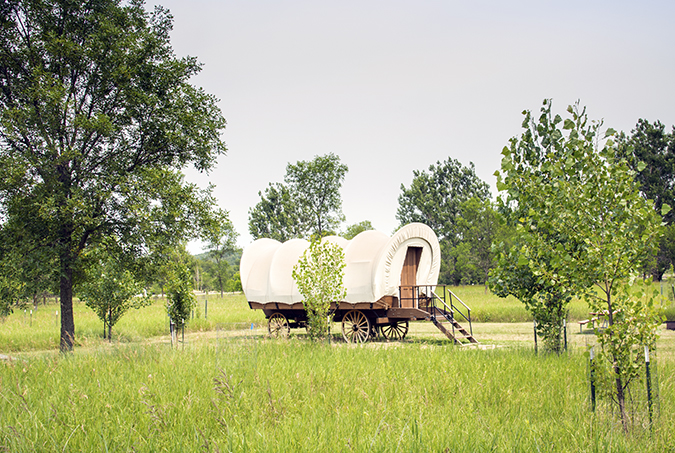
[447,289,473,337]
[396,285,474,339]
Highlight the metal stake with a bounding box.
[590,346,596,412]
[645,345,653,430]
[533,319,538,353]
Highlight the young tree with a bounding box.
[165,249,197,330]
[397,158,491,284]
[292,240,346,340]
[79,253,150,341]
[249,154,348,241]
[494,99,664,428]
[0,0,228,351]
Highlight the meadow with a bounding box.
[1,287,674,452]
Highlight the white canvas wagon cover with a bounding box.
[240,223,441,304]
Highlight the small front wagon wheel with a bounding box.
[342,310,370,343]
[381,320,409,341]
[268,313,290,338]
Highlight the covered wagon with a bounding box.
[240,223,477,344]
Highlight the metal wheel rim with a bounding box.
[381,320,409,341]
[268,313,290,338]
[342,310,370,343]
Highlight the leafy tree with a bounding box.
[341,220,374,240]
[456,197,502,288]
[617,119,675,280]
[226,271,242,292]
[286,153,348,237]
[0,0,227,351]
[249,154,348,241]
[79,252,150,341]
[248,183,305,242]
[165,248,197,329]
[493,99,664,428]
[204,218,238,297]
[292,240,346,340]
[397,158,490,284]
[490,238,572,352]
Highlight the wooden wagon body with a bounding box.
[240,223,477,344]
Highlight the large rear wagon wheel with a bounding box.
[381,320,409,341]
[342,310,370,343]
[268,313,290,338]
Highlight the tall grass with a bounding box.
[1,339,673,452]
[0,282,668,353]
[0,293,266,353]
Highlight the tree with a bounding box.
[493,99,664,428]
[456,197,502,289]
[165,247,197,330]
[249,154,348,240]
[203,216,238,297]
[292,239,346,340]
[617,119,675,280]
[285,153,348,237]
[341,220,374,240]
[79,251,150,341]
[0,0,228,351]
[248,183,305,242]
[397,158,491,284]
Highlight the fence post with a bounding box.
[533,319,538,353]
[645,345,653,430]
[590,346,596,412]
[205,299,208,319]
[563,319,567,351]
[170,321,175,348]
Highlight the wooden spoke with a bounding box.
[268,313,290,338]
[342,310,370,343]
[381,320,409,341]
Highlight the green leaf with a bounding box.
[563,119,575,130]
[662,203,671,217]
[636,161,647,172]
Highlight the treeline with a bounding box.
[248,118,675,288]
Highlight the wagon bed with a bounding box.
[249,285,478,344]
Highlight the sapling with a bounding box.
[292,239,346,340]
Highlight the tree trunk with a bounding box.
[615,364,628,432]
[59,262,75,352]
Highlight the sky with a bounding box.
[146,0,675,251]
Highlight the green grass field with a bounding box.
[1,287,674,451]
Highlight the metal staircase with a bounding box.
[430,291,478,345]
[399,285,479,345]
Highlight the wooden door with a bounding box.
[400,247,422,308]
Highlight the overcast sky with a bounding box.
[147,0,675,251]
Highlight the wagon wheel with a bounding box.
[381,320,409,341]
[268,313,290,338]
[342,310,370,343]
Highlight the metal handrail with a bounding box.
[396,284,474,340]
[447,289,472,336]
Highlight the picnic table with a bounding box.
[578,310,620,332]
